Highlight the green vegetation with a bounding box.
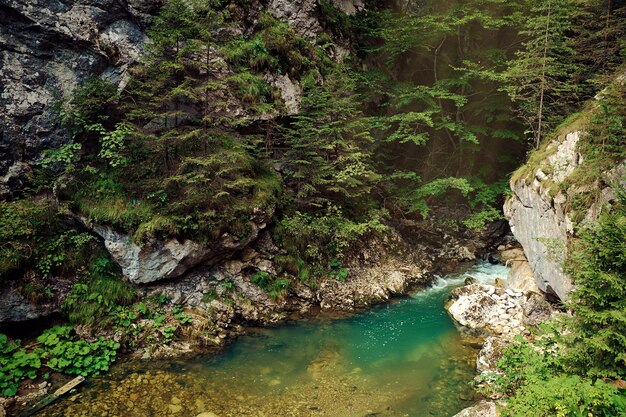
[0,327,119,396]
[250,271,290,300]
[565,195,626,378]
[476,196,626,416]
[0,197,91,281]
[1,0,625,403]
[478,334,626,417]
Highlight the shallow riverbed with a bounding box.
[38,262,509,417]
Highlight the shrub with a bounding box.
[502,375,626,417]
[250,271,291,300]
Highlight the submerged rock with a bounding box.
[452,401,497,417]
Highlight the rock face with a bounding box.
[504,132,579,300]
[0,0,365,197]
[268,0,323,38]
[0,0,158,197]
[452,401,497,417]
[84,210,270,284]
[266,74,302,115]
[504,129,625,300]
[0,289,58,323]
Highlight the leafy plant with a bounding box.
[328,259,349,282]
[0,327,119,396]
[172,305,192,324]
[161,326,177,344]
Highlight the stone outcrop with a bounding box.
[268,0,324,38]
[504,132,579,300]
[0,0,159,197]
[82,209,271,284]
[452,401,498,417]
[446,283,552,338]
[504,129,625,300]
[266,74,302,115]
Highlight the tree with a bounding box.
[503,0,580,148]
[281,67,380,213]
[564,196,626,378]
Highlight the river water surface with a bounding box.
[39,262,508,417]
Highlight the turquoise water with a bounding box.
[40,262,509,417]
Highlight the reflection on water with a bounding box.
[39,263,508,417]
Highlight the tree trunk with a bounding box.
[536,0,552,149]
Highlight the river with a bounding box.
[38,262,509,417]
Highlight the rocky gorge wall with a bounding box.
[504,127,625,301]
[0,0,366,198]
[1,0,508,330]
[0,0,160,197]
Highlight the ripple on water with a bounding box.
[38,262,507,417]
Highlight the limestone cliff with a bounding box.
[504,115,625,301]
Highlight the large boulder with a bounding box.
[83,210,271,284]
[447,284,525,337]
[506,258,540,294]
[446,283,552,337]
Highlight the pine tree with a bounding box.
[565,196,626,378]
[282,67,380,213]
[116,0,279,241]
[503,0,580,148]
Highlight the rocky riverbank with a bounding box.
[447,248,555,417]
[1,216,510,416]
[130,216,508,359]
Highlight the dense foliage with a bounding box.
[565,196,626,379]
[0,0,625,402]
[476,196,626,416]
